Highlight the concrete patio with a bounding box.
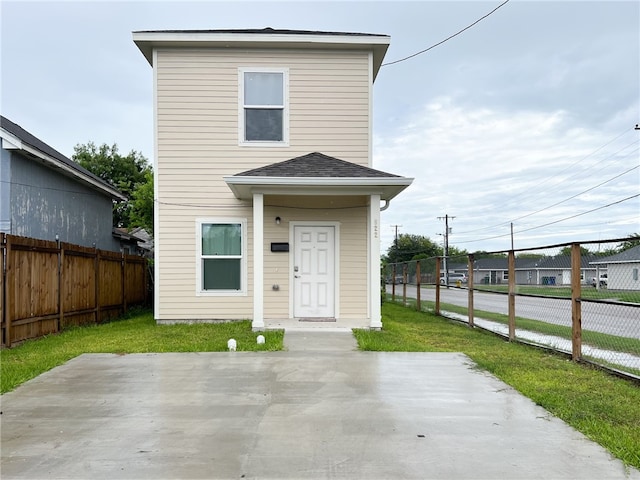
[1,332,638,479]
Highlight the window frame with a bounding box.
[238,67,289,147]
[196,218,248,296]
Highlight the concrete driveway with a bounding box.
[1,332,638,479]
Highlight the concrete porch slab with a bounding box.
[264,318,370,332]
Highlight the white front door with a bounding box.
[293,226,335,318]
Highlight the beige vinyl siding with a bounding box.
[262,196,369,319]
[155,47,371,321]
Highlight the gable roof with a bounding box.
[224,152,412,201]
[132,27,390,80]
[590,245,640,265]
[236,152,400,178]
[528,255,603,269]
[0,116,126,201]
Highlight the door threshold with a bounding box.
[298,318,336,322]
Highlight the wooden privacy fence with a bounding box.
[1,233,148,347]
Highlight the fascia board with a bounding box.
[224,175,413,187]
[1,128,126,201]
[132,32,389,76]
[1,129,24,150]
[224,175,413,201]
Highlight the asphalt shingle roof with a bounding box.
[133,27,386,38]
[591,245,640,264]
[1,116,123,199]
[234,152,401,178]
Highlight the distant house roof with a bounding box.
[132,27,390,79]
[0,116,126,201]
[591,245,640,265]
[452,255,604,271]
[528,255,602,269]
[224,152,412,201]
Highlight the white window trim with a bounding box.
[238,67,289,147]
[196,217,248,296]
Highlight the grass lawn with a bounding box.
[420,298,640,359]
[0,308,284,394]
[355,302,640,470]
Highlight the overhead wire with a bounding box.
[381,0,511,67]
[453,128,640,236]
[454,193,640,245]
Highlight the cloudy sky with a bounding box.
[2,0,639,253]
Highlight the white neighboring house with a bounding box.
[590,245,640,291]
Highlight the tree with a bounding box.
[130,170,154,234]
[73,142,153,230]
[558,245,591,257]
[618,233,640,252]
[385,233,442,264]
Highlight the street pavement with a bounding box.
[390,284,640,339]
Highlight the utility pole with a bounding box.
[510,222,514,251]
[391,225,402,250]
[437,215,455,286]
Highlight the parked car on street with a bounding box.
[440,273,467,285]
[590,273,607,288]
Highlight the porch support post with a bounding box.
[252,193,264,330]
[369,194,382,329]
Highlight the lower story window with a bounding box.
[198,219,246,295]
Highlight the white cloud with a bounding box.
[377,96,640,253]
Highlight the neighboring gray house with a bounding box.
[455,255,601,286]
[590,245,640,291]
[515,255,600,286]
[0,116,126,250]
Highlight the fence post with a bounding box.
[94,248,101,324]
[402,263,407,306]
[122,252,127,315]
[416,260,421,311]
[58,240,64,333]
[571,243,582,361]
[391,263,396,302]
[3,234,11,347]
[508,250,516,341]
[467,254,474,328]
[435,256,441,316]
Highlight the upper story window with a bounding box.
[239,68,289,146]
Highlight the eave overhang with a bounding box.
[132,30,390,79]
[0,129,127,202]
[223,175,413,201]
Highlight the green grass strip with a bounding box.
[392,295,640,357]
[0,308,284,394]
[354,302,640,470]
[474,285,640,303]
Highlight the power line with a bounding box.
[515,193,640,234]
[501,138,639,212]
[454,128,639,236]
[455,193,640,245]
[505,162,639,225]
[382,0,511,67]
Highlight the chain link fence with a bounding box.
[384,238,640,379]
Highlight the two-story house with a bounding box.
[133,28,412,329]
